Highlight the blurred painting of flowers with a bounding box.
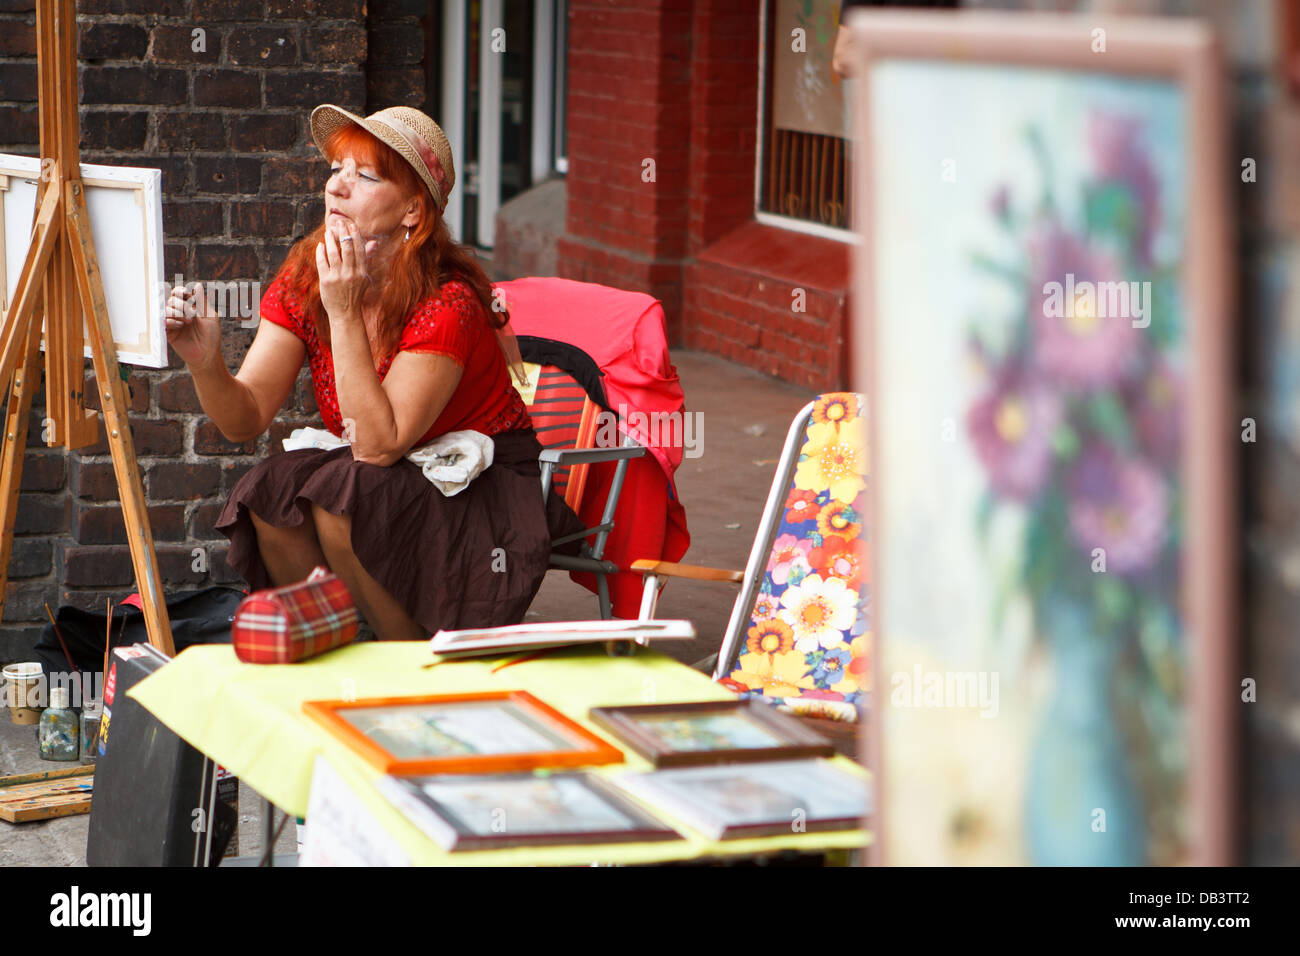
[965,111,1187,865]
[868,59,1197,866]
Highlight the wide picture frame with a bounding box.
[303,691,625,776]
[376,772,682,852]
[589,700,835,768]
[607,758,871,842]
[848,11,1235,865]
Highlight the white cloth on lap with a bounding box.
[406,430,495,496]
[281,427,495,497]
[280,427,344,452]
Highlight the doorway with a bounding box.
[435,0,567,249]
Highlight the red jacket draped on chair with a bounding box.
[494,277,691,617]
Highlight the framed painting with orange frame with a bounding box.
[303,691,625,776]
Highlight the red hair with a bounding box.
[277,122,505,360]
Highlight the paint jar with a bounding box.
[2,662,45,725]
[81,699,103,763]
[39,687,79,761]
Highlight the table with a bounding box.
[128,642,871,866]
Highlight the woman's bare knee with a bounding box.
[249,509,326,584]
[310,505,351,549]
[249,508,317,542]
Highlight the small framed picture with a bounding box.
[377,772,681,852]
[303,691,624,776]
[588,700,834,768]
[608,759,870,841]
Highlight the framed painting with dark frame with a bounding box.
[303,691,625,776]
[588,700,835,768]
[376,771,683,852]
[847,10,1235,865]
[607,758,870,841]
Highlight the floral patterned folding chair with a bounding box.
[633,392,869,722]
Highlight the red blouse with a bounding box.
[259,274,531,446]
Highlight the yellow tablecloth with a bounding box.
[128,642,871,866]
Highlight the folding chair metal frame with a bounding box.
[632,400,816,679]
[539,425,646,621]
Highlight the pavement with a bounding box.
[0,349,821,866]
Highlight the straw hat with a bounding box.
[310,104,456,213]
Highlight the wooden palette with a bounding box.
[0,764,93,823]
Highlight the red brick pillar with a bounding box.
[556,0,694,340]
[686,2,759,256]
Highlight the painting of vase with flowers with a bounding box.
[861,48,1232,865]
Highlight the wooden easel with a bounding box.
[0,0,173,655]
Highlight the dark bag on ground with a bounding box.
[33,587,244,702]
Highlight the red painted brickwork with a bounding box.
[684,220,851,388]
[558,0,695,335]
[557,1,852,388]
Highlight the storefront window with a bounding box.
[757,0,956,235]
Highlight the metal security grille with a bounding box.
[759,0,958,232]
[763,128,852,229]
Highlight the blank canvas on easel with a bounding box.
[0,153,165,368]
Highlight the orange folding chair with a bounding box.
[514,356,645,619]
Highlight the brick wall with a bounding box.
[682,223,849,387]
[684,3,849,389]
[556,0,694,337]
[365,0,425,112]
[554,0,851,384]
[0,0,367,659]
[678,0,849,387]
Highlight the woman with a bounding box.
[165,104,580,640]
[831,0,872,79]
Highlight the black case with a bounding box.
[86,643,238,867]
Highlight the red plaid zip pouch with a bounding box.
[232,566,360,664]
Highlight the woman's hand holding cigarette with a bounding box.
[317,220,379,323]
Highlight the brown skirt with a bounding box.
[215,428,584,636]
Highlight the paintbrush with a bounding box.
[101,599,112,700]
[43,602,76,674]
[489,646,563,673]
